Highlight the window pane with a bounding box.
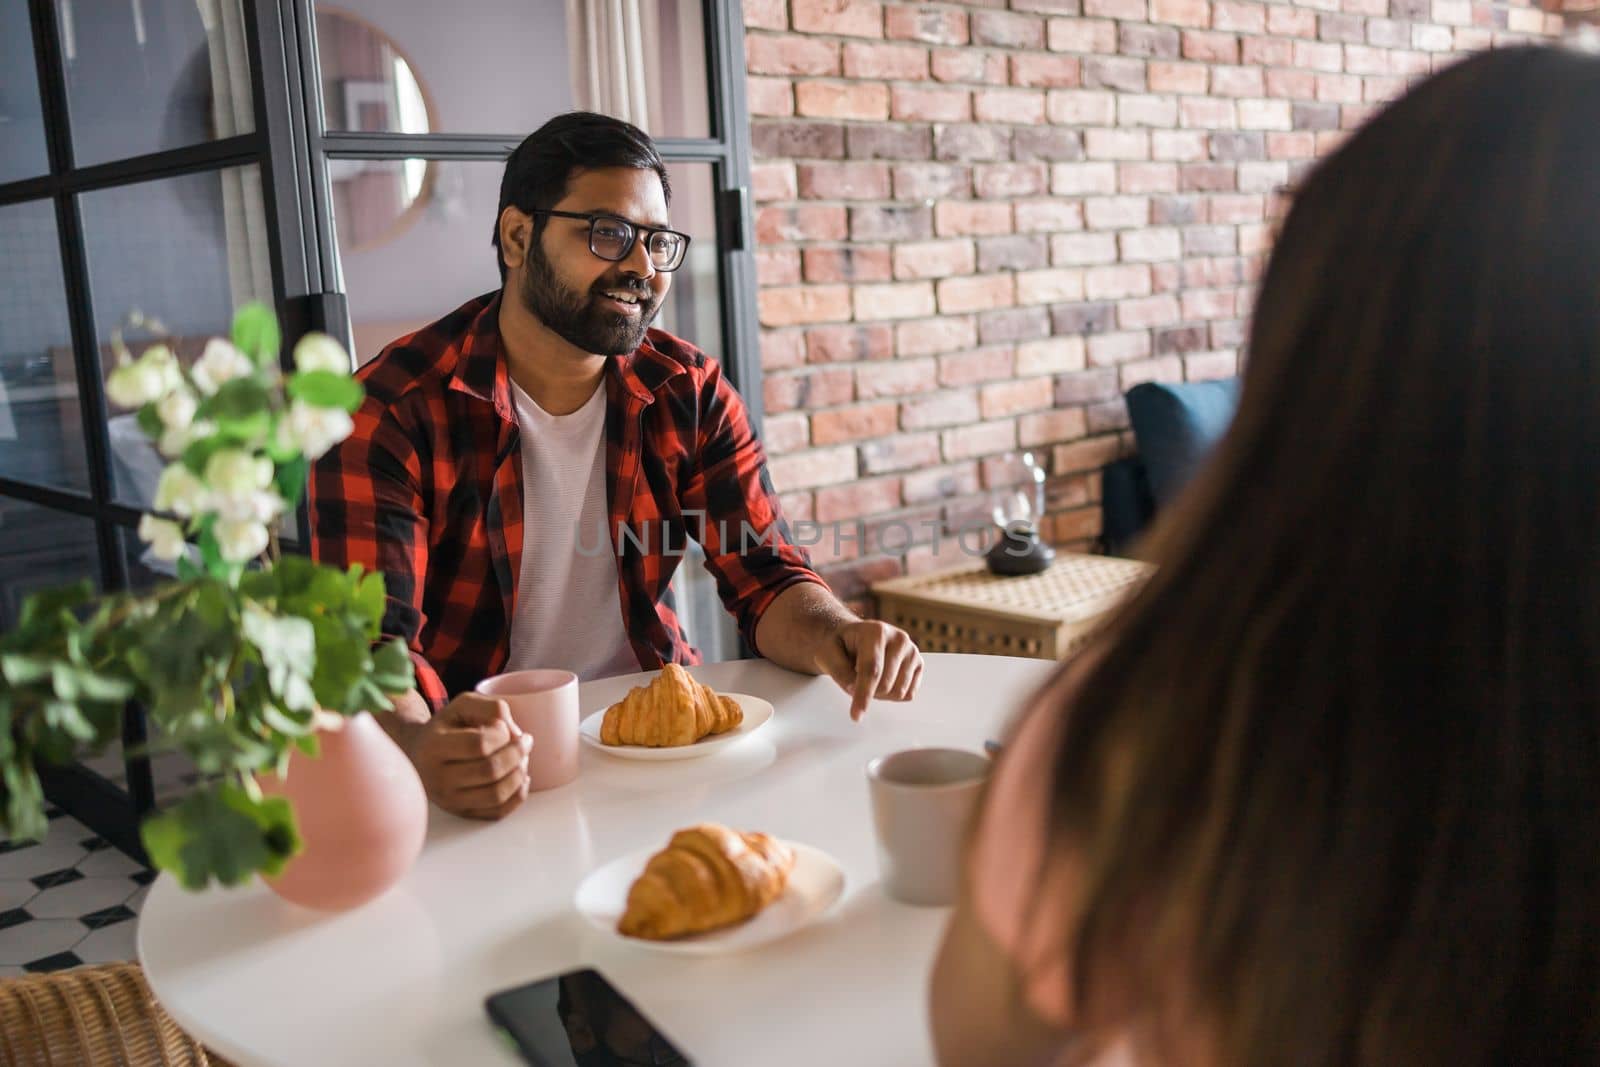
[60,0,255,167]
[654,162,723,363]
[0,4,50,184]
[314,0,709,140]
[0,498,98,630]
[0,200,90,492]
[79,166,273,508]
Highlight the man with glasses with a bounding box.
[311,112,922,820]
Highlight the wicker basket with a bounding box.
[0,961,233,1067]
[872,553,1153,660]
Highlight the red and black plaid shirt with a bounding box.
[310,291,822,711]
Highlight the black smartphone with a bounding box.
[485,967,694,1067]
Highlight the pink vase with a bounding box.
[257,711,428,911]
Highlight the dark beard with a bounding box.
[520,241,661,356]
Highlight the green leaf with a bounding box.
[40,698,96,742]
[231,303,281,369]
[370,638,414,695]
[136,404,164,440]
[1,761,46,845]
[274,455,310,512]
[287,370,363,413]
[16,581,94,631]
[1,653,54,686]
[198,377,271,422]
[181,435,230,477]
[140,782,301,890]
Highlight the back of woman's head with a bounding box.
[1050,45,1600,1065]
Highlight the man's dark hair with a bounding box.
[492,112,672,280]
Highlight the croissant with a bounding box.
[599,663,742,747]
[617,824,796,940]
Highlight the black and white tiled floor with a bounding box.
[0,807,156,977]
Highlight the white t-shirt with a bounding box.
[505,380,638,681]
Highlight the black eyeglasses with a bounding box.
[531,209,691,272]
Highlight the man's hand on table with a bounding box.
[813,619,924,722]
[402,693,533,820]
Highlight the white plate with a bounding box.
[579,693,774,761]
[574,839,846,955]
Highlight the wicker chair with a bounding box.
[0,961,234,1067]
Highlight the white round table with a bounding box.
[138,653,1055,1067]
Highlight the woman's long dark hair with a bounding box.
[1044,45,1600,1065]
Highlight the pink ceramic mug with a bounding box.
[475,669,580,791]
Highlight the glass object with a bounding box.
[530,209,691,271]
[59,0,255,167]
[653,162,723,362]
[0,199,91,492]
[79,165,273,508]
[0,498,99,630]
[0,4,50,184]
[314,0,709,139]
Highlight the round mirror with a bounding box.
[315,7,437,251]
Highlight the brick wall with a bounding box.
[742,0,1561,608]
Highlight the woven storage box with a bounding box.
[872,553,1153,660]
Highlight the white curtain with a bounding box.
[566,0,662,133]
[196,0,272,310]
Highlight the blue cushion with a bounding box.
[1124,378,1240,507]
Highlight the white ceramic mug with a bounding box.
[865,747,990,906]
[475,669,580,791]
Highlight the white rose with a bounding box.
[204,449,273,497]
[191,338,255,396]
[153,463,209,517]
[137,514,187,562]
[139,345,184,398]
[293,332,350,375]
[213,488,285,524]
[156,385,197,430]
[276,399,354,461]
[105,360,165,409]
[157,418,215,459]
[214,518,269,563]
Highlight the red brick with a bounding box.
[1317,73,1364,103]
[1210,65,1265,97]
[1017,267,1087,304]
[767,445,859,492]
[1084,0,1145,16]
[885,5,968,44]
[981,377,1054,418]
[1119,227,1182,261]
[1181,96,1237,128]
[1149,61,1210,94]
[752,119,847,160]
[1412,23,1453,50]
[796,81,890,120]
[793,0,884,38]
[743,0,786,31]
[811,403,901,446]
[893,239,978,280]
[843,41,931,80]
[1048,18,1118,53]
[1010,53,1082,88]
[1293,40,1345,72]
[747,35,840,76]
[1051,231,1119,266]
[1087,330,1153,364]
[1320,11,1368,40]
[1118,94,1180,128]
[1182,29,1240,61]
[1050,161,1118,195]
[1018,406,1089,447]
[756,248,802,286]
[939,348,1016,386]
[932,48,1008,85]
[1243,36,1295,66]
[1086,129,1152,160]
[903,462,981,505]
[1045,506,1105,545]
[1239,99,1292,129]
[759,285,854,327]
[974,89,1048,125]
[938,274,1016,314]
[1153,0,1212,24]
[1015,199,1088,233]
[1118,162,1180,194]
[974,163,1050,199]
[1181,289,1240,319]
[764,412,810,454]
[762,329,807,371]
[857,358,937,398]
[847,125,933,160]
[752,162,798,203]
[1116,293,1182,328]
[1083,56,1149,91]
[897,317,978,356]
[902,389,981,429]
[803,245,893,283]
[1120,355,1184,389]
[1052,434,1124,473]
[1016,336,1087,375]
[1343,44,1389,75]
[1185,350,1238,379]
[1046,89,1116,127]
[1152,130,1209,161]
[1085,196,1150,229]
[797,162,892,201]
[806,324,894,364]
[1213,0,1266,31]
[756,204,848,243]
[893,163,972,200]
[778,490,814,523]
[971,10,1047,48]
[935,123,1016,164]
[748,77,795,118]
[853,282,936,321]
[935,201,1014,236]
[891,86,971,122]
[851,204,933,241]
[943,419,1018,461]
[1086,264,1154,300]
[1268,6,1318,35]
[860,433,943,475]
[1267,68,1317,98]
